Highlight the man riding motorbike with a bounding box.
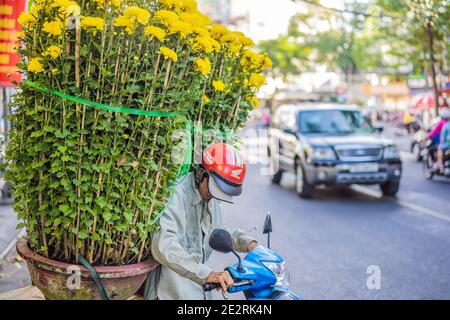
[144,143,258,300]
[436,117,450,172]
[427,108,449,145]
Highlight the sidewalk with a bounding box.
[0,205,30,294]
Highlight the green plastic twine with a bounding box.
[23,80,192,225]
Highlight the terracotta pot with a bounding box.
[16,238,159,300]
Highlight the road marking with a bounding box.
[351,185,450,223]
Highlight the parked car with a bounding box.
[268,104,402,198]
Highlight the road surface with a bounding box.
[210,129,450,299]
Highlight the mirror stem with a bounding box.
[232,250,244,273]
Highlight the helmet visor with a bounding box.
[208,174,242,203]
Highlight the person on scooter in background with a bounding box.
[427,107,450,146]
[436,114,450,172]
[144,143,258,300]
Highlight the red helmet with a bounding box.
[202,143,246,203]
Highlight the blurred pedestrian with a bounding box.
[403,111,415,133]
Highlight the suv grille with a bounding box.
[336,147,382,161]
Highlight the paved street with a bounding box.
[1,129,450,299]
[210,129,450,300]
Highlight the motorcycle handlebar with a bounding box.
[203,280,253,292]
[203,283,220,292]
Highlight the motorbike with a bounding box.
[422,140,450,179]
[203,213,303,300]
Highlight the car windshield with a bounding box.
[298,110,373,135]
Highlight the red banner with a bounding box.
[0,0,25,87]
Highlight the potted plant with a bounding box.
[6,0,270,300]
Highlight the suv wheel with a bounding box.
[296,163,314,198]
[380,180,400,197]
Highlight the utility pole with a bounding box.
[426,21,440,116]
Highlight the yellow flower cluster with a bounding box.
[43,20,64,37]
[93,0,121,8]
[51,0,80,17]
[159,47,178,62]
[195,57,211,77]
[144,26,167,42]
[247,95,260,108]
[248,73,266,89]
[18,12,36,27]
[43,45,63,59]
[155,9,179,27]
[169,21,194,38]
[81,16,105,32]
[114,6,151,34]
[212,80,226,92]
[27,57,44,73]
[192,36,220,54]
[179,12,211,27]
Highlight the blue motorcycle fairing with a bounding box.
[250,289,302,300]
[227,246,286,297]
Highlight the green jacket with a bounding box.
[144,173,256,300]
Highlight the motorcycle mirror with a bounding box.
[209,229,234,254]
[263,212,272,234]
[263,212,272,249]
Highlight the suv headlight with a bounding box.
[262,261,290,287]
[383,145,400,159]
[309,146,336,161]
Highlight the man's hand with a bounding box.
[206,271,234,292]
[247,241,258,252]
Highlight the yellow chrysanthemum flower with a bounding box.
[212,80,226,92]
[144,26,167,42]
[66,3,81,16]
[195,57,211,77]
[124,6,151,25]
[94,0,121,7]
[241,50,265,70]
[155,10,179,26]
[193,36,217,53]
[159,47,178,62]
[169,21,194,38]
[263,55,273,69]
[52,0,79,16]
[203,95,210,104]
[220,32,239,44]
[248,73,266,89]
[114,15,133,34]
[43,45,63,59]
[180,0,198,11]
[27,57,44,73]
[43,20,64,37]
[210,24,229,40]
[159,0,177,7]
[247,95,260,108]
[179,12,211,27]
[193,26,209,37]
[81,16,105,32]
[18,12,36,27]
